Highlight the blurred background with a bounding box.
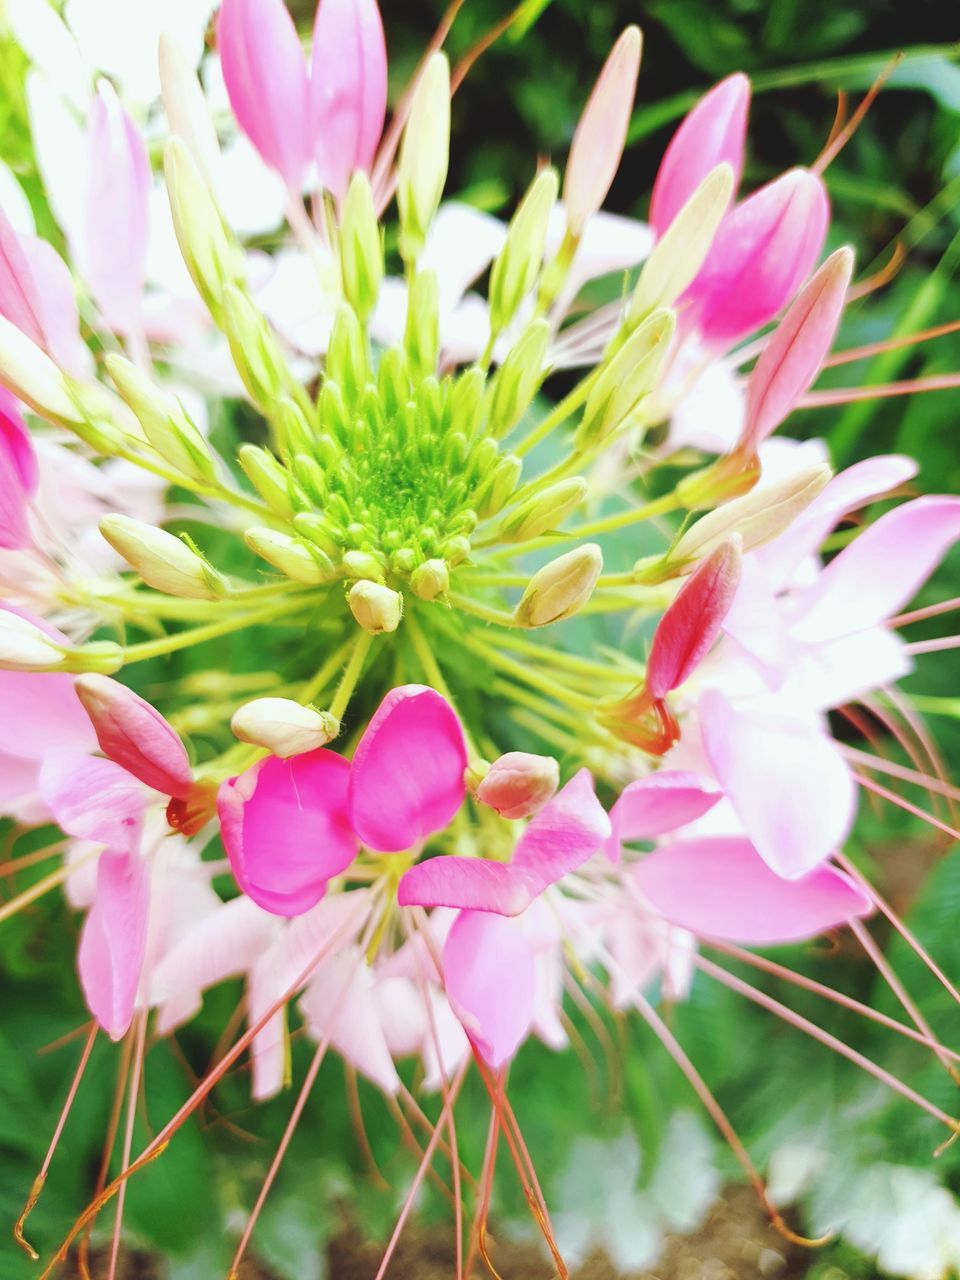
[1,3,959,1277]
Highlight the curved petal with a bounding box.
[219,748,358,916]
[604,771,721,862]
[699,690,856,878]
[443,910,536,1069]
[300,946,399,1094]
[74,674,193,798]
[634,835,871,944]
[78,848,150,1040]
[349,684,467,853]
[40,749,145,852]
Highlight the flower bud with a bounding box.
[475,751,560,819]
[238,445,306,519]
[515,543,603,627]
[348,579,402,633]
[497,476,587,543]
[164,137,245,321]
[325,304,369,405]
[245,527,338,584]
[74,674,193,797]
[488,168,559,336]
[105,354,218,484]
[159,33,221,189]
[650,73,750,237]
[397,53,451,263]
[404,268,440,378]
[342,549,386,581]
[0,315,83,426]
[487,319,550,439]
[0,609,122,673]
[231,696,340,758]
[101,514,227,600]
[222,285,298,411]
[564,27,642,237]
[340,171,383,322]
[473,452,522,519]
[576,308,674,450]
[628,164,734,326]
[410,558,449,601]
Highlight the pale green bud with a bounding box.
[61,380,136,454]
[293,512,342,558]
[164,137,244,320]
[245,528,338,584]
[105,354,218,484]
[100,514,227,600]
[326,305,369,405]
[440,534,471,566]
[293,453,327,505]
[496,476,587,542]
[231,697,340,758]
[348,580,403,634]
[473,453,522,518]
[340,172,383,322]
[342,549,386,582]
[0,610,124,674]
[159,33,220,189]
[397,53,450,263]
[273,396,315,457]
[0,315,83,426]
[410,558,449,600]
[404,270,440,378]
[627,164,733,325]
[575,308,675,450]
[515,543,603,626]
[487,319,551,439]
[377,347,412,415]
[317,378,351,437]
[222,285,296,411]
[450,365,486,437]
[488,168,559,336]
[238,445,306,519]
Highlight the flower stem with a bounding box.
[122,597,314,665]
[328,631,374,721]
[512,370,598,458]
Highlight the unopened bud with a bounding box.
[245,527,338,584]
[238,445,305,519]
[627,164,733,326]
[576,309,674,450]
[326,304,369,405]
[450,365,486,436]
[487,319,550,439]
[475,751,560,819]
[397,53,450,263]
[497,476,587,543]
[0,315,83,426]
[489,168,559,336]
[74,673,193,796]
[164,137,244,320]
[231,697,340,758]
[159,33,220,190]
[348,580,403,633]
[0,610,122,673]
[222,285,297,411]
[515,542,603,626]
[410,558,449,600]
[342,549,387,582]
[405,269,440,378]
[106,353,218,484]
[340,171,383,322]
[474,452,522,518]
[101,514,227,599]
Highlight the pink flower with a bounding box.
[74,673,194,798]
[602,770,721,864]
[650,73,751,237]
[0,390,37,549]
[218,684,468,916]
[0,207,85,372]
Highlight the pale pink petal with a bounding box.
[349,685,467,853]
[0,204,46,348]
[376,975,428,1058]
[721,556,793,687]
[789,496,960,643]
[443,910,536,1069]
[40,749,146,852]
[300,946,399,1094]
[686,169,829,348]
[604,771,721,862]
[399,769,610,915]
[421,987,470,1091]
[77,848,150,1040]
[19,236,86,375]
[699,690,856,878]
[311,0,387,201]
[219,748,359,916]
[634,835,871,944]
[218,0,312,190]
[0,668,95,764]
[650,73,751,236]
[84,81,150,334]
[75,674,193,798]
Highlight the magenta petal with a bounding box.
[40,750,146,852]
[311,0,388,201]
[219,748,359,917]
[650,73,750,237]
[74,674,193,798]
[219,0,312,189]
[443,910,536,1069]
[634,835,871,944]
[78,848,150,1040]
[0,389,37,493]
[605,771,721,863]
[350,685,467,853]
[699,689,856,879]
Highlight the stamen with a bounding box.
[107,1011,148,1280]
[844,744,960,803]
[344,1064,390,1190]
[825,319,960,368]
[853,770,960,841]
[906,634,960,656]
[799,373,960,408]
[813,54,903,175]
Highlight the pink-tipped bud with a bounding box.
[84,80,150,334]
[564,26,642,236]
[650,73,751,237]
[74,673,193,799]
[740,246,854,454]
[685,167,829,349]
[311,0,388,202]
[0,389,36,550]
[647,537,742,699]
[218,0,312,190]
[475,751,560,820]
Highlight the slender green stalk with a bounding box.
[446,592,517,627]
[512,369,599,458]
[328,631,375,721]
[122,596,314,665]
